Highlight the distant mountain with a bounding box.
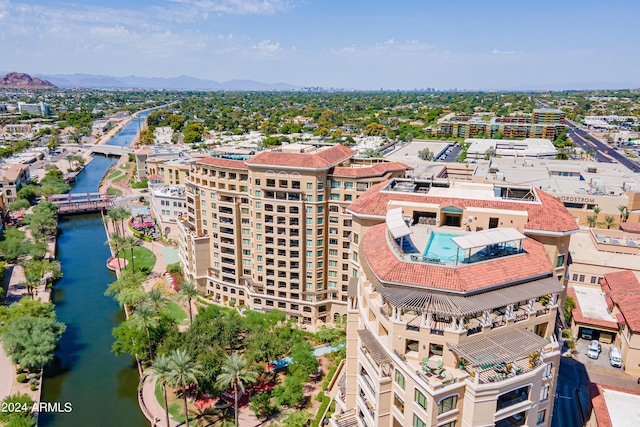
[33,73,299,91]
[0,72,57,89]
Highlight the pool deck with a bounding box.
[408,224,465,255]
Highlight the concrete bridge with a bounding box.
[80,144,134,156]
[50,192,115,214]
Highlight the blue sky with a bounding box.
[1,0,639,89]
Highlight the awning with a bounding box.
[451,227,525,251]
[386,207,412,239]
[358,329,391,366]
[447,328,548,367]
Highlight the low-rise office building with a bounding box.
[148,185,187,240]
[466,138,557,159]
[330,179,577,427]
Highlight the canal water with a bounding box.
[40,116,151,426]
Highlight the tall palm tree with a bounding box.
[107,208,121,235]
[585,215,597,228]
[105,232,125,260]
[177,281,199,325]
[167,349,203,427]
[604,215,616,230]
[149,354,173,427]
[147,288,169,314]
[593,206,601,222]
[105,270,146,317]
[617,205,628,223]
[216,353,258,427]
[128,302,160,360]
[122,235,140,272]
[115,206,131,236]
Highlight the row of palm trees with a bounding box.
[149,350,256,427]
[106,232,141,272]
[584,205,629,229]
[104,206,131,236]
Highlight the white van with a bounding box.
[609,345,622,368]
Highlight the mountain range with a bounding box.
[0,72,57,89]
[32,73,300,91]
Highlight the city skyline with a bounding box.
[1,0,640,90]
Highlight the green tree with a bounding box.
[289,341,318,381]
[146,288,169,314]
[8,199,31,213]
[250,391,276,420]
[273,375,304,408]
[216,352,258,427]
[0,393,35,426]
[418,148,433,161]
[604,215,616,229]
[585,215,597,228]
[282,410,312,427]
[128,303,160,360]
[592,206,601,222]
[148,354,173,427]
[121,236,140,272]
[617,205,628,223]
[2,316,66,371]
[168,349,204,427]
[176,281,199,325]
[564,296,576,324]
[17,186,37,204]
[138,129,155,145]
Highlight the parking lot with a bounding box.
[574,339,622,372]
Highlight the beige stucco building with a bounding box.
[329,179,579,427]
[177,144,409,327]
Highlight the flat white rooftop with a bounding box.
[573,285,616,322]
[602,388,640,427]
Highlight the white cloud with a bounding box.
[251,39,281,56]
[167,0,297,15]
[491,49,517,55]
[332,39,437,57]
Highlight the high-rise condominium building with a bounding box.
[178,144,409,327]
[330,179,578,427]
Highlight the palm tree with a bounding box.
[147,288,169,314]
[617,205,628,223]
[593,206,601,222]
[216,353,258,427]
[105,270,145,317]
[585,215,597,228]
[604,215,616,229]
[177,281,199,325]
[115,206,131,236]
[148,354,173,427]
[122,235,140,272]
[105,232,125,260]
[107,208,121,235]
[167,349,204,427]
[128,302,160,360]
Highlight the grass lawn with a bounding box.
[162,301,188,325]
[107,170,122,180]
[107,187,123,196]
[112,173,128,183]
[121,246,156,275]
[119,163,131,170]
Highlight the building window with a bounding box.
[414,389,427,410]
[579,274,585,282]
[572,274,578,281]
[590,276,597,284]
[395,370,405,390]
[412,414,426,427]
[556,254,565,268]
[306,182,313,190]
[537,410,546,425]
[496,412,527,427]
[393,393,404,412]
[497,386,529,411]
[437,395,458,415]
[540,385,549,402]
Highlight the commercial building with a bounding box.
[466,138,557,160]
[17,101,50,117]
[177,144,409,327]
[330,179,578,427]
[474,157,640,227]
[438,109,565,141]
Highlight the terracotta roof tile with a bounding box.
[619,222,640,233]
[590,383,640,427]
[331,161,409,178]
[348,180,578,234]
[196,157,248,169]
[602,270,640,332]
[362,223,552,292]
[246,144,354,169]
[567,287,618,330]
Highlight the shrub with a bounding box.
[16,373,27,383]
[30,384,38,391]
[562,329,572,338]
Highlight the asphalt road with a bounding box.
[553,357,591,427]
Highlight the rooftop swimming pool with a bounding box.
[423,232,463,264]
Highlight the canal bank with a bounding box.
[40,119,151,426]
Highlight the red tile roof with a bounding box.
[602,270,640,333]
[619,222,640,234]
[246,144,354,169]
[567,287,618,330]
[348,180,578,234]
[331,161,409,178]
[196,157,248,169]
[362,223,552,292]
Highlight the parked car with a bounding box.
[587,340,601,359]
[609,345,622,368]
